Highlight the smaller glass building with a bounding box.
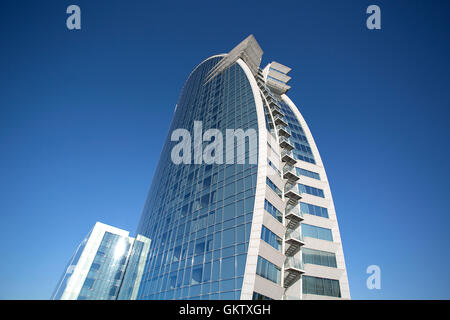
[51,222,149,300]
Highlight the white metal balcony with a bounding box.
[281,149,297,166]
[277,124,291,138]
[284,257,305,288]
[279,136,294,151]
[284,183,301,205]
[285,204,304,230]
[273,115,288,127]
[285,228,305,256]
[283,164,300,183]
[271,106,284,117]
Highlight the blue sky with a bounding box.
[1,0,449,299]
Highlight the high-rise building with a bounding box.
[129,35,350,300]
[51,222,149,300]
[53,35,350,301]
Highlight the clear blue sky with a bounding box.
[0,0,449,299]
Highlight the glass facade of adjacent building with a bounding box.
[52,222,138,300]
[78,232,131,300]
[52,234,89,300]
[117,235,150,300]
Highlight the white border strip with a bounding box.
[237,59,268,300]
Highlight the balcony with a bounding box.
[266,93,276,101]
[256,72,265,81]
[284,257,305,288]
[277,124,291,138]
[271,106,284,117]
[284,183,301,205]
[265,94,275,103]
[281,149,297,166]
[283,164,300,183]
[279,136,294,151]
[285,229,305,256]
[273,114,288,127]
[266,96,280,108]
[265,90,276,100]
[285,204,304,230]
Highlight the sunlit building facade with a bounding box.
[52,222,149,300]
[131,35,350,300]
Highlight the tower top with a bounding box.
[262,61,292,94]
[205,34,263,83]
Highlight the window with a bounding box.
[221,256,235,279]
[302,276,341,297]
[292,150,315,164]
[266,178,282,198]
[90,263,101,271]
[252,292,274,300]
[300,202,329,218]
[109,285,119,297]
[298,184,324,198]
[82,278,95,290]
[192,265,203,284]
[267,159,281,176]
[279,100,316,164]
[256,256,280,284]
[260,226,281,251]
[302,248,337,268]
[264,199,282,223]
[296,168,320,180]
[114,271,122,280]
[301,224,333,241]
